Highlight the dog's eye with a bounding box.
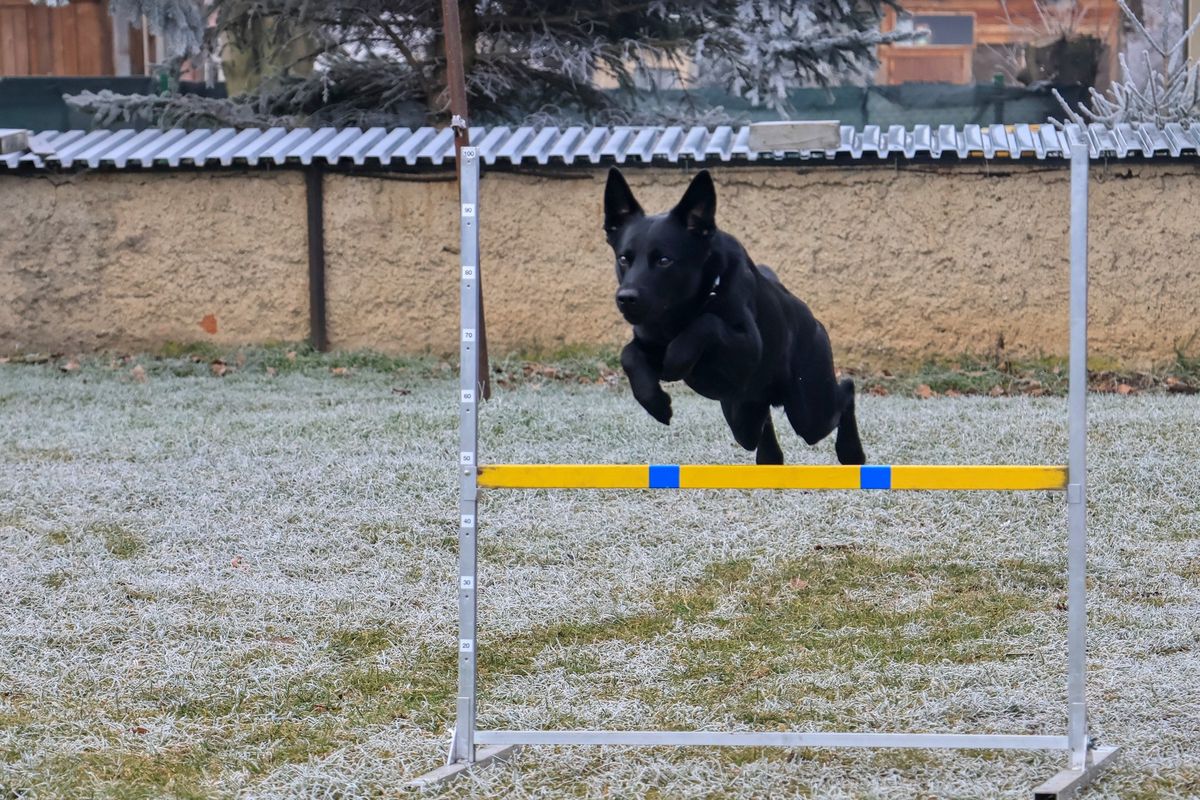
[617,255,630,268]
[657,257,673,268]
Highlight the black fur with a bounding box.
[604,168,866,466]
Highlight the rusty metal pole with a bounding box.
[441,0,490,399]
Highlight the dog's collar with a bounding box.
[707,274,721,299]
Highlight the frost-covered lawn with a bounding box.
[1,359,1198,799]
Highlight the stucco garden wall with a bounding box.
[0,171,308,353]
[3,161,1197,367]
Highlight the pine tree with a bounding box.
[65,0,908,128]
[1052,0,1200,127]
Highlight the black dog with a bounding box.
[604,168,865,466]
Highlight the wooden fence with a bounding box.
[0,0,156,77]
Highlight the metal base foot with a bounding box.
[1033,746,1120,800]
[405,744,521,790]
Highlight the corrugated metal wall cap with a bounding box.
[3,123,1199,170]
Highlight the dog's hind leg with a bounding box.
[783,377,865,465]
[721,400,783,465]
[833,378,866,466]
[757,415,784,465]
[782,325,866,465]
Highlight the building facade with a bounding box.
[878,0,1125,86]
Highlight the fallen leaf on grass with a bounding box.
[915,384,935,399]
[1116,383,1135,395]
[788,578,810,591]
[331,367,350,378]
[266,367,277,377]
[286,350,297,362]
[235,352,247,368]
[1166,377,1198,394]
[230,555,245,568]
[392,387,411,395]
[944,389,961,398]
[522,363,559,379]
[989,385,1004,397]
[129,726,149,735]
[210,360,228,377]
[131,365,147,383]
[60,359,80,373]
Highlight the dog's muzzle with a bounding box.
[616,288,643,322]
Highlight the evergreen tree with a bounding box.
[1053,0,1200,127]
[65,0,908,128]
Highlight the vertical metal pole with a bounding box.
[440,0,491,400]
[453,147,481,764]
[1066,141,1090,769]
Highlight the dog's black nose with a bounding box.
[616,289,639,309]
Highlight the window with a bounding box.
[895,14,975,47]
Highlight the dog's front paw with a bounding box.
[641,389,673,425]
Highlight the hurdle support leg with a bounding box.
[408,146,525,790]
[404,744,522,790]
[1029,136,1120,800]
[1033,745,1120,800]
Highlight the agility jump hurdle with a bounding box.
[411,142,1118,798]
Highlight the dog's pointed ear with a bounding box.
[604,168,643,235]
[671,170,716,236]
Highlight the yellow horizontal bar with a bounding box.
[477,464,1068,491]
[891,465,1067,491]
[680,465,859,489]
[477,464,648,489]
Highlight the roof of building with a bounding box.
[2,123,1198,171]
